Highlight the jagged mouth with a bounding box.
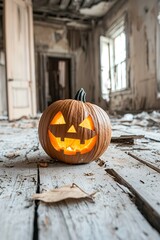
[48,130,97,155]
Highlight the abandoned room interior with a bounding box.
[0,0,160,239]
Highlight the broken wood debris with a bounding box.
[95,158,105,166]
[38,162,49,168]
[105,168,160,234]
[128,152,160,174]
[84,172,94,176]
[111,135,144,144]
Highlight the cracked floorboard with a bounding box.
[0,118,160,240]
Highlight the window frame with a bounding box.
[100,35,111,101]
[106,16,128,93]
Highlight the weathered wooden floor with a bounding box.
[0,118,160,240]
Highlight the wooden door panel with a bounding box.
[5,0,36,120]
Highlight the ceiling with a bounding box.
[0,0,117,27]
[33,0,117,26]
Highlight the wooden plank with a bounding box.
[128,152,160,173]
[111,126,160,171]
[0,163,37,240]
[111,135,144,144]
[101,146,160,233]
[0,119,39,240]
[113,124,160,142]
[37,160,160,240]
[111,128,160,152]
[0,120,38,158]
[1,118,160,239]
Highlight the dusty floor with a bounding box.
[0,113,160,240]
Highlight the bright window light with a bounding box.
[100,17,127,98]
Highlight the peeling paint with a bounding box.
[95,0,160,112]
[33,0,160,112]
[144,26,149,70]
[34,23,95,104]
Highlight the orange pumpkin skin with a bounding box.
[38,91,111,164]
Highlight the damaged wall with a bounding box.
[33,0,160,112]
[34,22,96,106]
[129,0,159,111]
[94,0,160,112]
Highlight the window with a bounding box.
[100,17,127,99]
[100,36,110,101]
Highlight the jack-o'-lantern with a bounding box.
[38,88,111,164]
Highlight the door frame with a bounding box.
[37,52,75,112]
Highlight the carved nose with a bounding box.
[67,125,77,133]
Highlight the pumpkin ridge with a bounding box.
[38,91,111,164]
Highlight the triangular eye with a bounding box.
[50,111,66,125]
[79,115,94,130]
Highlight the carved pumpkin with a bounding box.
[38,89,111,164]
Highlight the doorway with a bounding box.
[47,57,71,106]
[37,54,74,112]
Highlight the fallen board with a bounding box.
[101,145,160,233]
[37,159,160,240]
[128,151,160,173]
[111,128,160,171]
[113,124,160,142]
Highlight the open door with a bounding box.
[47,57,71,106]
[4,0,36,120]
[37,54,73,112]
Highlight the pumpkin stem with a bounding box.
[74,88,86,102]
